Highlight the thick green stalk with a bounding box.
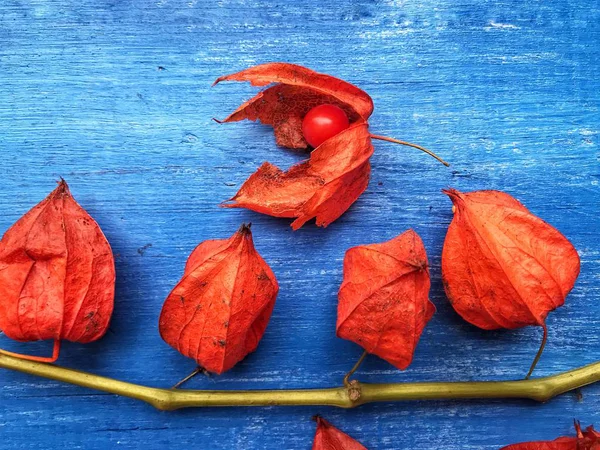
[1,352,599,410]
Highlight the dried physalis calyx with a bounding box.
[337,230,434,371]
[312,416,368,450]
[501,421,600,449]
[159,224,278,375]
[0,179,116,362]
[442,189,580,378]
[214,63,448,230]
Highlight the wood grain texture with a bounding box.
[0,0,598,448]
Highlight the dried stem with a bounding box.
[2,352,600,410]
[0,339,61,363]
[172,367,204,389]
[343,350,368,387]
[370,134,450,167]
[525,323,548,380]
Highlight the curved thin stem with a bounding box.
[343,350,368,387]
[2,352,600,410]
[172,367,204,389]
[0,339,61,363]
[370,134,450,167]
[525,323,548,380]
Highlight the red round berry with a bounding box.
[301,104,350,148]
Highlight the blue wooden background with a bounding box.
[1,0,599,448]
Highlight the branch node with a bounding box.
[346,380,362,403]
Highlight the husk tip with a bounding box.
[442,187,459,196]
[220,198,238,209]
[238,223,252,235]
[442,188,463,203]
[55,178,70,194]
[312,415,327,426]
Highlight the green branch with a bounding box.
[1,352,598,410]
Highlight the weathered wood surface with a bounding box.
[0,0,598,448]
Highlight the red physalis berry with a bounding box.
[302,104,350,148]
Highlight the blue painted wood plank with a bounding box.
[0,0,599,448]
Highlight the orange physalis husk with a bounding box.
[337,229,435,370]
[159,224,279,375]
[214,63,375,230]
[441,188,580,378]
[0,180,116,363]
[215,63,448,229]
[501,421,600,449]
[312,416,368,450]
